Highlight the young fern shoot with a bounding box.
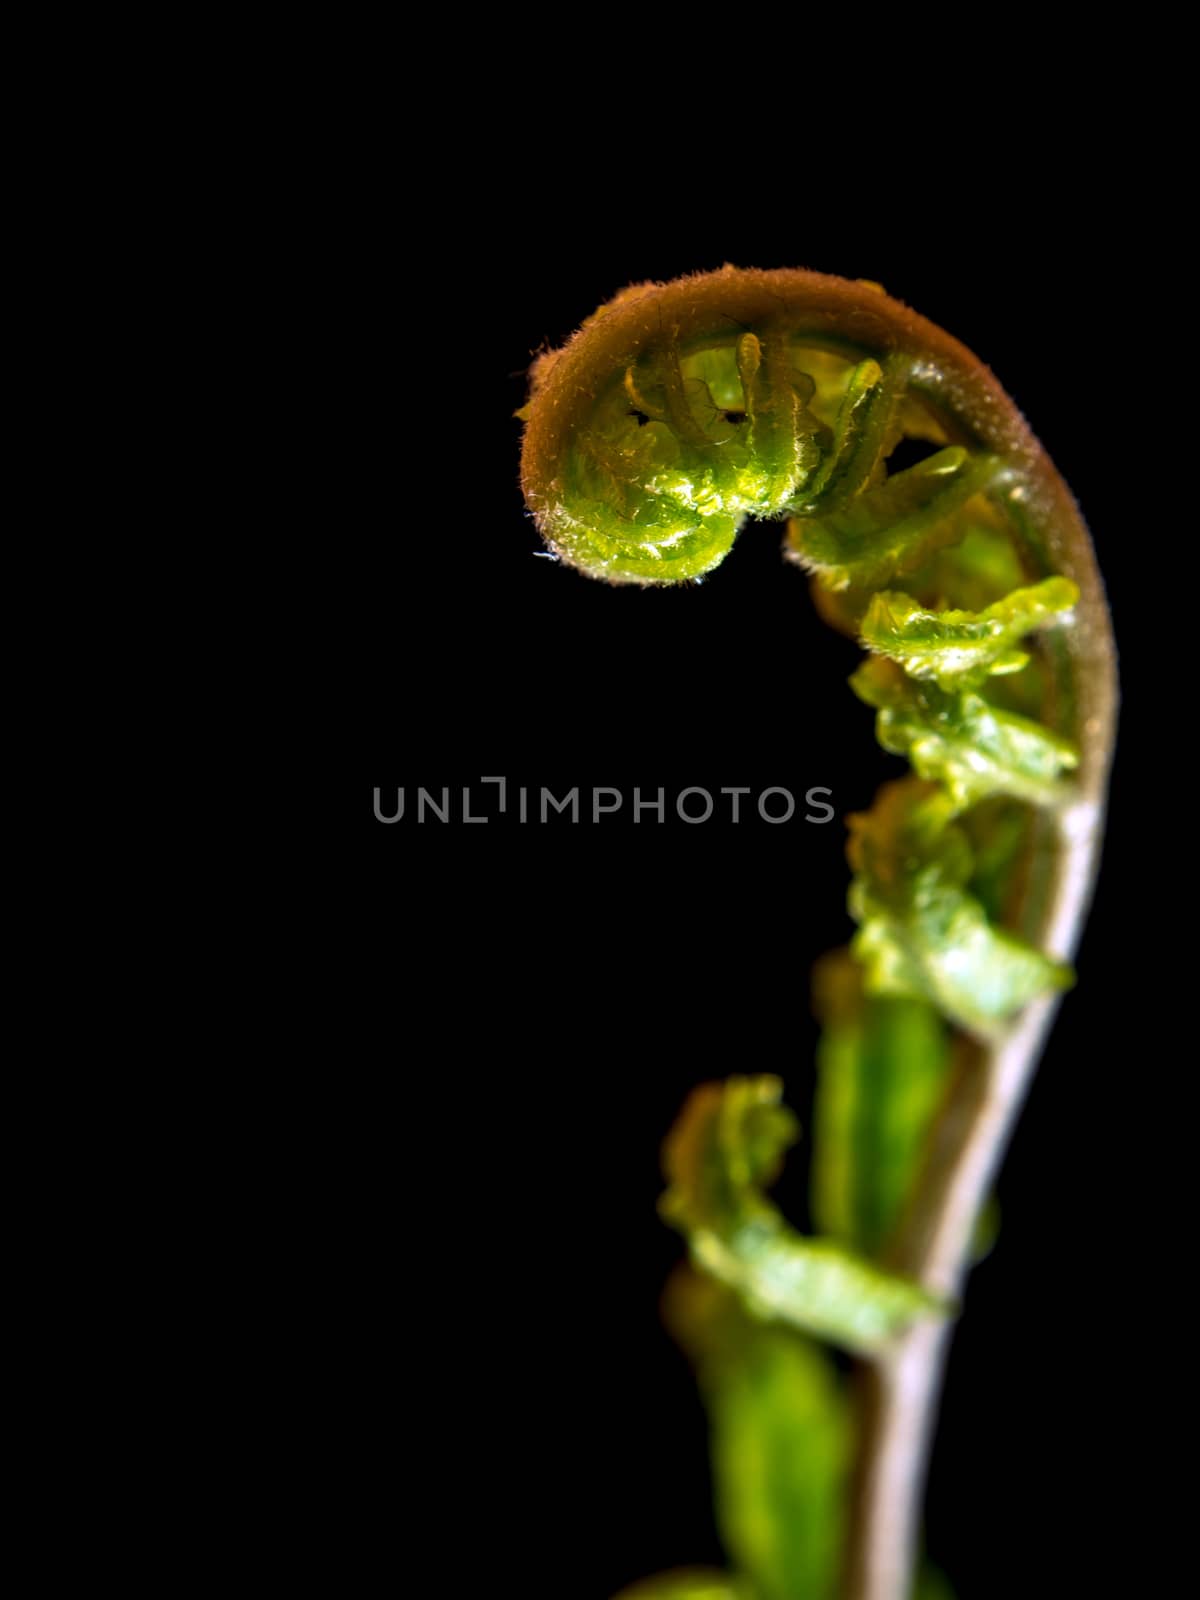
[517,266,1117,1600]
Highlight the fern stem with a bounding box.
[844,1010,1056,1598]
[843,687,1115,1598]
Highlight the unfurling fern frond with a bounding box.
[518,267,1117,1600]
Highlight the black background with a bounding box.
[298,102,1159,1598]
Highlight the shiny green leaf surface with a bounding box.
[791,354,906,515]
[788,448,1008,592]
[661,1077,942,1353]
[666,1271,851,1600]
[860,577,1080,688]
[847,781,1073,1036]
[850,656,1079,809]
[812,952,951,1257]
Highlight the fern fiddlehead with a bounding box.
[518,267,1117,1600]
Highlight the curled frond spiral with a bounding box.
[518,266,1117,1600]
